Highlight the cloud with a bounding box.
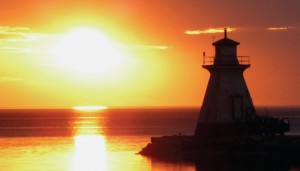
[127,45,169,50]
[0,26,31,36]
[0,26,59,54]
[266,26,295,31]
[0,77,36,86]
[0,26,170,56]
[0,26,31,33]
[0,26,32,42]
[185,26,297,35]
[0,26,55,42]
[0,46,32,53]
[0,77,24,83]
[185,27,236,35]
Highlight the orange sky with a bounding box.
[0,0,299,108]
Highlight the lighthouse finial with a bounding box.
[224,28,227,39]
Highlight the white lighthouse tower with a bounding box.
[195,29,256,137]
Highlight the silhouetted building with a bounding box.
[140,29,293,161]
[195,29,256,137]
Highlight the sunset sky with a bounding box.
[0,0,299,108]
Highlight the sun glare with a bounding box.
[72,135,107,171]
[53,28,125,75]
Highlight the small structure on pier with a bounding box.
[139,29,293,161]
[195,28,256,137]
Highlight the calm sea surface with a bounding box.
[0,107,299,171]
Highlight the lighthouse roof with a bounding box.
[212,28,240,46]
[212,37,240,46]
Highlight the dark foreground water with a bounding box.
[0,107,299,171]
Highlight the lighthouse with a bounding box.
[195,29,256,137]
[139,29,292,159]
[139,29,292,161]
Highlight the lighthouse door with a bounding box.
[232,96,243,120]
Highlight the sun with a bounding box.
[53,27,125,75]
[73,105,108,111]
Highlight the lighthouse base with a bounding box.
[195,116,290,137]
[194,123,260,137]
[139,135,300,162]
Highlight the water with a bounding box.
[0,107,299,171]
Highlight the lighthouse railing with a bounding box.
[203,56,250,65]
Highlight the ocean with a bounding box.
[0,107,299,171]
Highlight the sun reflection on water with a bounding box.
[72,135,107,171]
[72,108,107,171]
